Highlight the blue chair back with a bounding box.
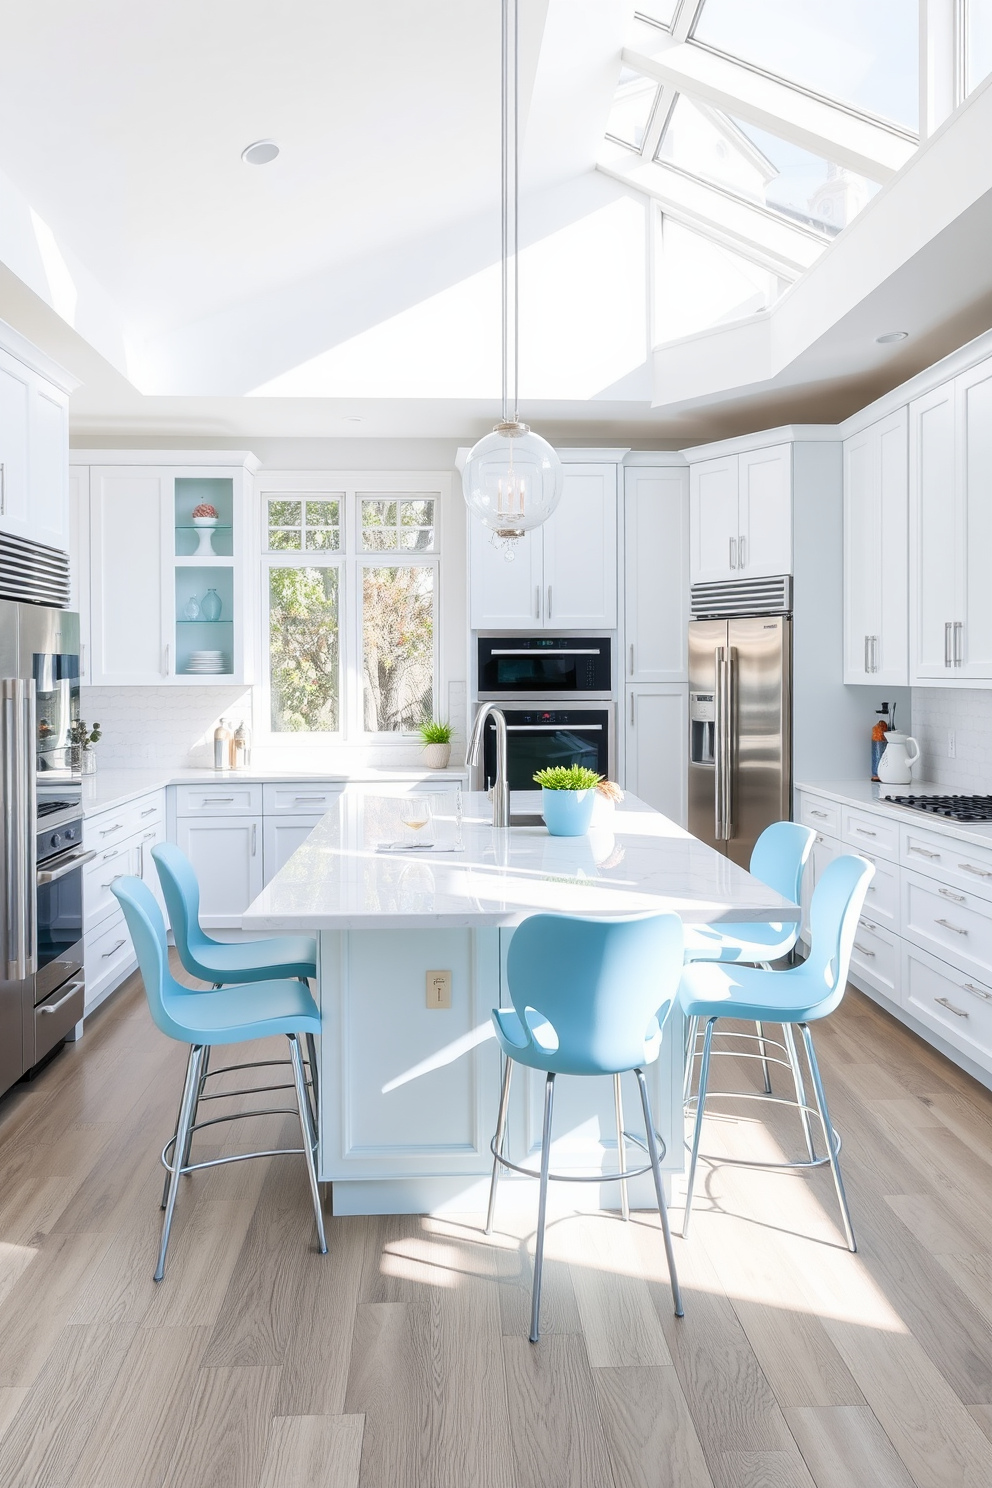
[801,854,875,1015]
[152,842,213,966]
[505,912,684,1075]
[111,875,198,1043]
[750,821,815,905]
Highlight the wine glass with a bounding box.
[400,795,433,845]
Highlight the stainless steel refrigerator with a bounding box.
[1,600,80,1098]
[688,614,791,869]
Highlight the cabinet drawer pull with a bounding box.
[99,821,124,836]
[202,797,235,805]
[252,823,257,856]
[547,586,552,620]
[293,796,329,804]
[102,938,127,958]
[102,847,119,861]
[862,855,876,867]
[100,877,120,888]
[939,886,967,903]
[935,917,968,935]
[864,635,870,673]
[859,917,878,932]
[854,827,877,837]
[140,807,157,818]
[738,535,746,569]
[935,996,968,1018]
[629,643,634,676]
[959,862,992,879]
[853,943,875,957]
[535,586,540,620]
[809,809,828,819]
[910,845,940,860]
[964,981,992,1001]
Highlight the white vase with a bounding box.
[421,742,451,770]
[193,517,217,556]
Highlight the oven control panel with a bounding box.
[37,817,83,864]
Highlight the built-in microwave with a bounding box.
[477,635,612,699]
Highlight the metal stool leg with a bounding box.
[614,1072,629,1222]
[783,1022,816,1163]
[683,1016,716,1238]
[755,1020,773,1095]
[634,1068,683,1317]
[289,1034,327,1255]
[156,1044,203,1281]
[305,1031,320,1129]
[529,1072,556,1344]
[682,1015,699,1104]
[486,1057,513,1235]
[161,1044,210,1210]
[799,1023,856,1253]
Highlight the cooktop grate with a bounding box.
[36,799,77,818]
[885,794,992,822]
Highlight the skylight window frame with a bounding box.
[683,36,920,145]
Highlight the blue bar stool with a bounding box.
[111,875,326,1280]
[679,854,874,1252]
[683,822,815,1099]
[485,912,685,1343]
[152,841,320,1192]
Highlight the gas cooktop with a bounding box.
[884,793,992,822]
[37,799,78,818]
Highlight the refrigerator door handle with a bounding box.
[714,648,733,841]
[2,678,36,980]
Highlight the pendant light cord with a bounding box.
[500,0,520,427]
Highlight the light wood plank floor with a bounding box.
[2,960,992,1487]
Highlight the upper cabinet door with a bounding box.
[958,362,992,679]
[843,427,878,682]
[468,517,543,629]
[30,383,69,551]
[0,349,31,539]
[689,456,739,584]
[624,466,688,683]
[737,444,792,578]
[542,464,617,628]
[90,467,170,684]
[843,410,908,686]
[68,466,91,683]
[910,383,958,681]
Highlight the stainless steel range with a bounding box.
[884,794,992,822]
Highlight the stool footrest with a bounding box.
[491,1127,667,1185]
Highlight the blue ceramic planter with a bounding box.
[542,787,597,837]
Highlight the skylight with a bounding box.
[691,0,920,132]
[969,0,992,94]
[605,67,659,149]
[634,2,678,29]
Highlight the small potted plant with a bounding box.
[418,719,454,770]
[69,719,101,775]
[534,764,603,836]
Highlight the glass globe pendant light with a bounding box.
[462,0,563,556]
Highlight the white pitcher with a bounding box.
[877,730,920,785]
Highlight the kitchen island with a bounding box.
[242,790,798,1215]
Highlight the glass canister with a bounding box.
[201,588,223,622]
[213,718,233,770]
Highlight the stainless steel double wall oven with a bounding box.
[1,601,88,1100]
[474,634,615,791]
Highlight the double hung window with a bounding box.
[260,477,443,739]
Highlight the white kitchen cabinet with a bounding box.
[89,467,170,685]
[843,408,909,685]
[68,466,91,682]
[174,816,263,927]
[909,364,992,684]
[800,828,843,943]
[689,445,792,585]
[0,342,69,553]
[623,465,689,684]
[623,685,687,826]
[469,461,617,629]
[263,815,323,885]
[541,464,617,627]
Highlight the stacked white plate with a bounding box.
[185,650,228,674]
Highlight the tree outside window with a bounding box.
[362,565,434,732]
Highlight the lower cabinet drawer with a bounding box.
[849,917,899,998]
[33,975,86,1066]
[855,852,899,926]
[902,867,992,981]
[84,843,133,935]
[174,784,264,816]
[798,795,841,837]
[85,912,135,1004]
[902,943,992,1062]
[842,805,899,862]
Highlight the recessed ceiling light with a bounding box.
[875,331,909,343]
[241,140,279,166]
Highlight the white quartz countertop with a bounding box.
[797,779,992,848]
[241,790,799,932]
[73,765,468,818]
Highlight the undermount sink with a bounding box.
[509,812,545,827]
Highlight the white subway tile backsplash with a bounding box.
[81,686,253,769]
[911,688,992,792]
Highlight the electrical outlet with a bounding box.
[949,731,956,758]
[426,970,452,1009]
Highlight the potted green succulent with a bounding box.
[69,719,101,775]
[418,719,454,770]
[533,764,603,836]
